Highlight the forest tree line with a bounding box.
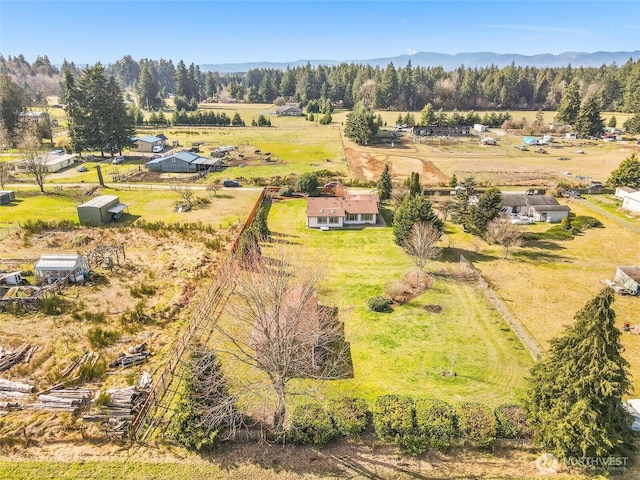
[2,53,640,115]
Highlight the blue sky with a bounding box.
[1,1,639,65]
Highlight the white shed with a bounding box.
[615,266,640,294]
[622,191,640,213]
[473,124,489,132]
[35,254,89,284]
[615,186,637,200]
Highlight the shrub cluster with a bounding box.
[524,215,604,241]
[286,396,531,454]
[367,296,392,312]
[134,219,216,235]
[23,219,78,235]
[87,326,121,349]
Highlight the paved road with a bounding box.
[575,198,640,235]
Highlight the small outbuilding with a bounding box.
[0,272,23,286]
[145,150,222,173]
[473,124,489,132]
[622,191,640,214]
[615,266,640,294]
[130,135,163,153]
[77,195,129,226]
[615,186,638,200]
[0,190,16,205]
[35,254,89,284]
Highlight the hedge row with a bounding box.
[287,396,531,453]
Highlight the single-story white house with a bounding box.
[130,135,164,153]
[276,104,303,116]
[615,266,640,294]
[615,186,638,200]
[35,254,89,284]
[306,194,379,229]
[622,191,640,214]
[10,153,78,173]
[501,194,570,223]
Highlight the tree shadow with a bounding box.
[268,231,301,245]
[511,249,570,264]
[522,239,567,251]
[440,247,496,264]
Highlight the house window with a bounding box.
[328,217,339,224]
[346,213,358,221]
[317,217,327,224]
[362,213,373,222]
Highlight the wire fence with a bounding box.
[459,254,544,361]
[0,222,20,240]
[130,188,271,440]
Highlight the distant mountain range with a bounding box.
[200,51,640,73]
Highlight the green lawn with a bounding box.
[260,198,532,406]
[0,187,260,229]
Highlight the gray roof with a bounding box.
[78,195,119,208]
[617,266,640,283]
[35,254,85,270]
[501,194,560,207]
[146,150,213,166]
[530,205,571,212]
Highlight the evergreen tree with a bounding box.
[296,172,319,196]
[575,96,604,138]
[556,79,581,125]
[168,346,237,451]
[468,187,503,237]
[344,102,380,145]
[450,176,476,230]
[405,171,422,196]
[607,116,617,128]
[607,153,640,188]
[377,164,392,201]
[231,112,245,126]
[0,73,25,140]
[449,174,458,188]
[526,288,633,459]
[393,194,444,246]
[136,60,161,111]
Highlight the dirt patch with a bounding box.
[424,304,443,313]
[345,146,448,185]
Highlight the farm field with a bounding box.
[0,187,260,229]
[445,199,640,395]
[218,198,533,407]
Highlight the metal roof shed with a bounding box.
[77,195,128,226]
[35,254,89,283]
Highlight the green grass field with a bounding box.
[234,198,533,406]
[0,187,260,228]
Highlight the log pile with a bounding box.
[0,401,22,411]
[28,389,92,414]
[0,378,35,394]
[83,386,149,439]
[0,344,37,372]
[108,344,150,369]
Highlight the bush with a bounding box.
[328,397,369,438]
[372,395,415,443]
[87,326,121,349]
[130,282,157,298]
[77,359,106,382]
[494,404,532,439]
[288,403,337,446]
[296,172,320,196]
[40,295,70,315]
[279,185,294,197]
[414,398,457,451]
[367,296,392,312]
[456,402,497,449]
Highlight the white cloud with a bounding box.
[407,48,417,55]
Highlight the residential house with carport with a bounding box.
[501,193,570,223]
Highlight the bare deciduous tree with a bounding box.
[403,221,442,286]
[18,120,47,192]
[0,162,11,190]
[485,217,524,259]
[214,248,351,434]
[175,186,194,210]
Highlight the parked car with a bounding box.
[152,145,163,153]
[112,156,125,164]
[324,181,341,189]
[511,217,533,225]
[223,179,240,187]
[76,165,88,172]
[151,154,161,160]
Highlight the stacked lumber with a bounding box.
[85,386,149,439]
[0,378,35,394]
[108,348,150,369]
[0,344,37,372]
[28,389,92,414]
[0,401,21,411]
